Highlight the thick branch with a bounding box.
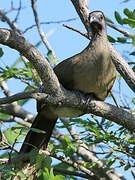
[0,28,61,96]
[0,90,40,104]
[71,0,91,34]
[109,44,135,92]
[0,88,135,132]
[0,103,34,122]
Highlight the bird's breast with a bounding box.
[72,50,115,100]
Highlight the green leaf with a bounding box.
[123,18,135,28]
[18,86,34,106]
[47,50,59,65]
[107,159,115,166]
[124,164,131,171]
[132,65,135,72]
[122,0,130,2]
[43,155,52,169]
[16,170,26,178]
[4,124,25,145]
[105,16,114,24]
[35,40,42,48]
[36,153,46,169]
[30,127,46,134]
[130,51,135,56]
[117,37,127,43]
[47,50,54,60]
[52,175,65,180]
[38,168,50,180]
[0,48,4,57]
[30,148,39,164]
[115,11,123,25]
[108,35,116,43]
[0,66,33,80]
[64,135,71,143]
[38,168,65,180]
[11,57,23,68]
[132,35,135,46]
[0,112,11,120]
[132,98,135,104]
[124,8,133,18]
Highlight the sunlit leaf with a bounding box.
[4,124,25,145]
[117,37,127,43]
[123,18,135,28]
[115,11,123,25]
[132,98,135,104]
[108,35,116,43]
[124,8,133,18]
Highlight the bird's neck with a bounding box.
[92,30,107,41]
[90,31,108,47]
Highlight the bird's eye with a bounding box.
[100,15,103,20]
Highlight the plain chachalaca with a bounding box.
[20,11,116,153]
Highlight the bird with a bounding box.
[20,11,116,153]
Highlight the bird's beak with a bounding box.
[90,16,100,24]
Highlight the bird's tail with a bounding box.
[20,108,58,153]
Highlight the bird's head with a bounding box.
[89,11,106,36]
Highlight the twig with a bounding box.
[63,21,133,40]
[91,114,108,134]
[0,9,22,34]
[53,167,90,179]
[107,22,133,38]
[24,18,78,33]
[0,90,40,104]
[118,77,127,107]
[31,0,55,57]
[12,0,22,23]
[13,75,37,89]
[8,132,22,160]
[4,1,23,15]
[110,90,120,108]
[1,117,31,128]
[43,150,93,177]
[21,55,41,86]
[0,130,18,153]
[63,24,88,39]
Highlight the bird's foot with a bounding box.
[85,93,94,106]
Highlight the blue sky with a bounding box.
[0,0,135,179]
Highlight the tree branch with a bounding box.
[0,83,135,132]
[0,9,22,34]
[0,103,34,122]
[31,0,55,57]
[0,28,61,96]
[53,167,90,179]
[107,22,133,38]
